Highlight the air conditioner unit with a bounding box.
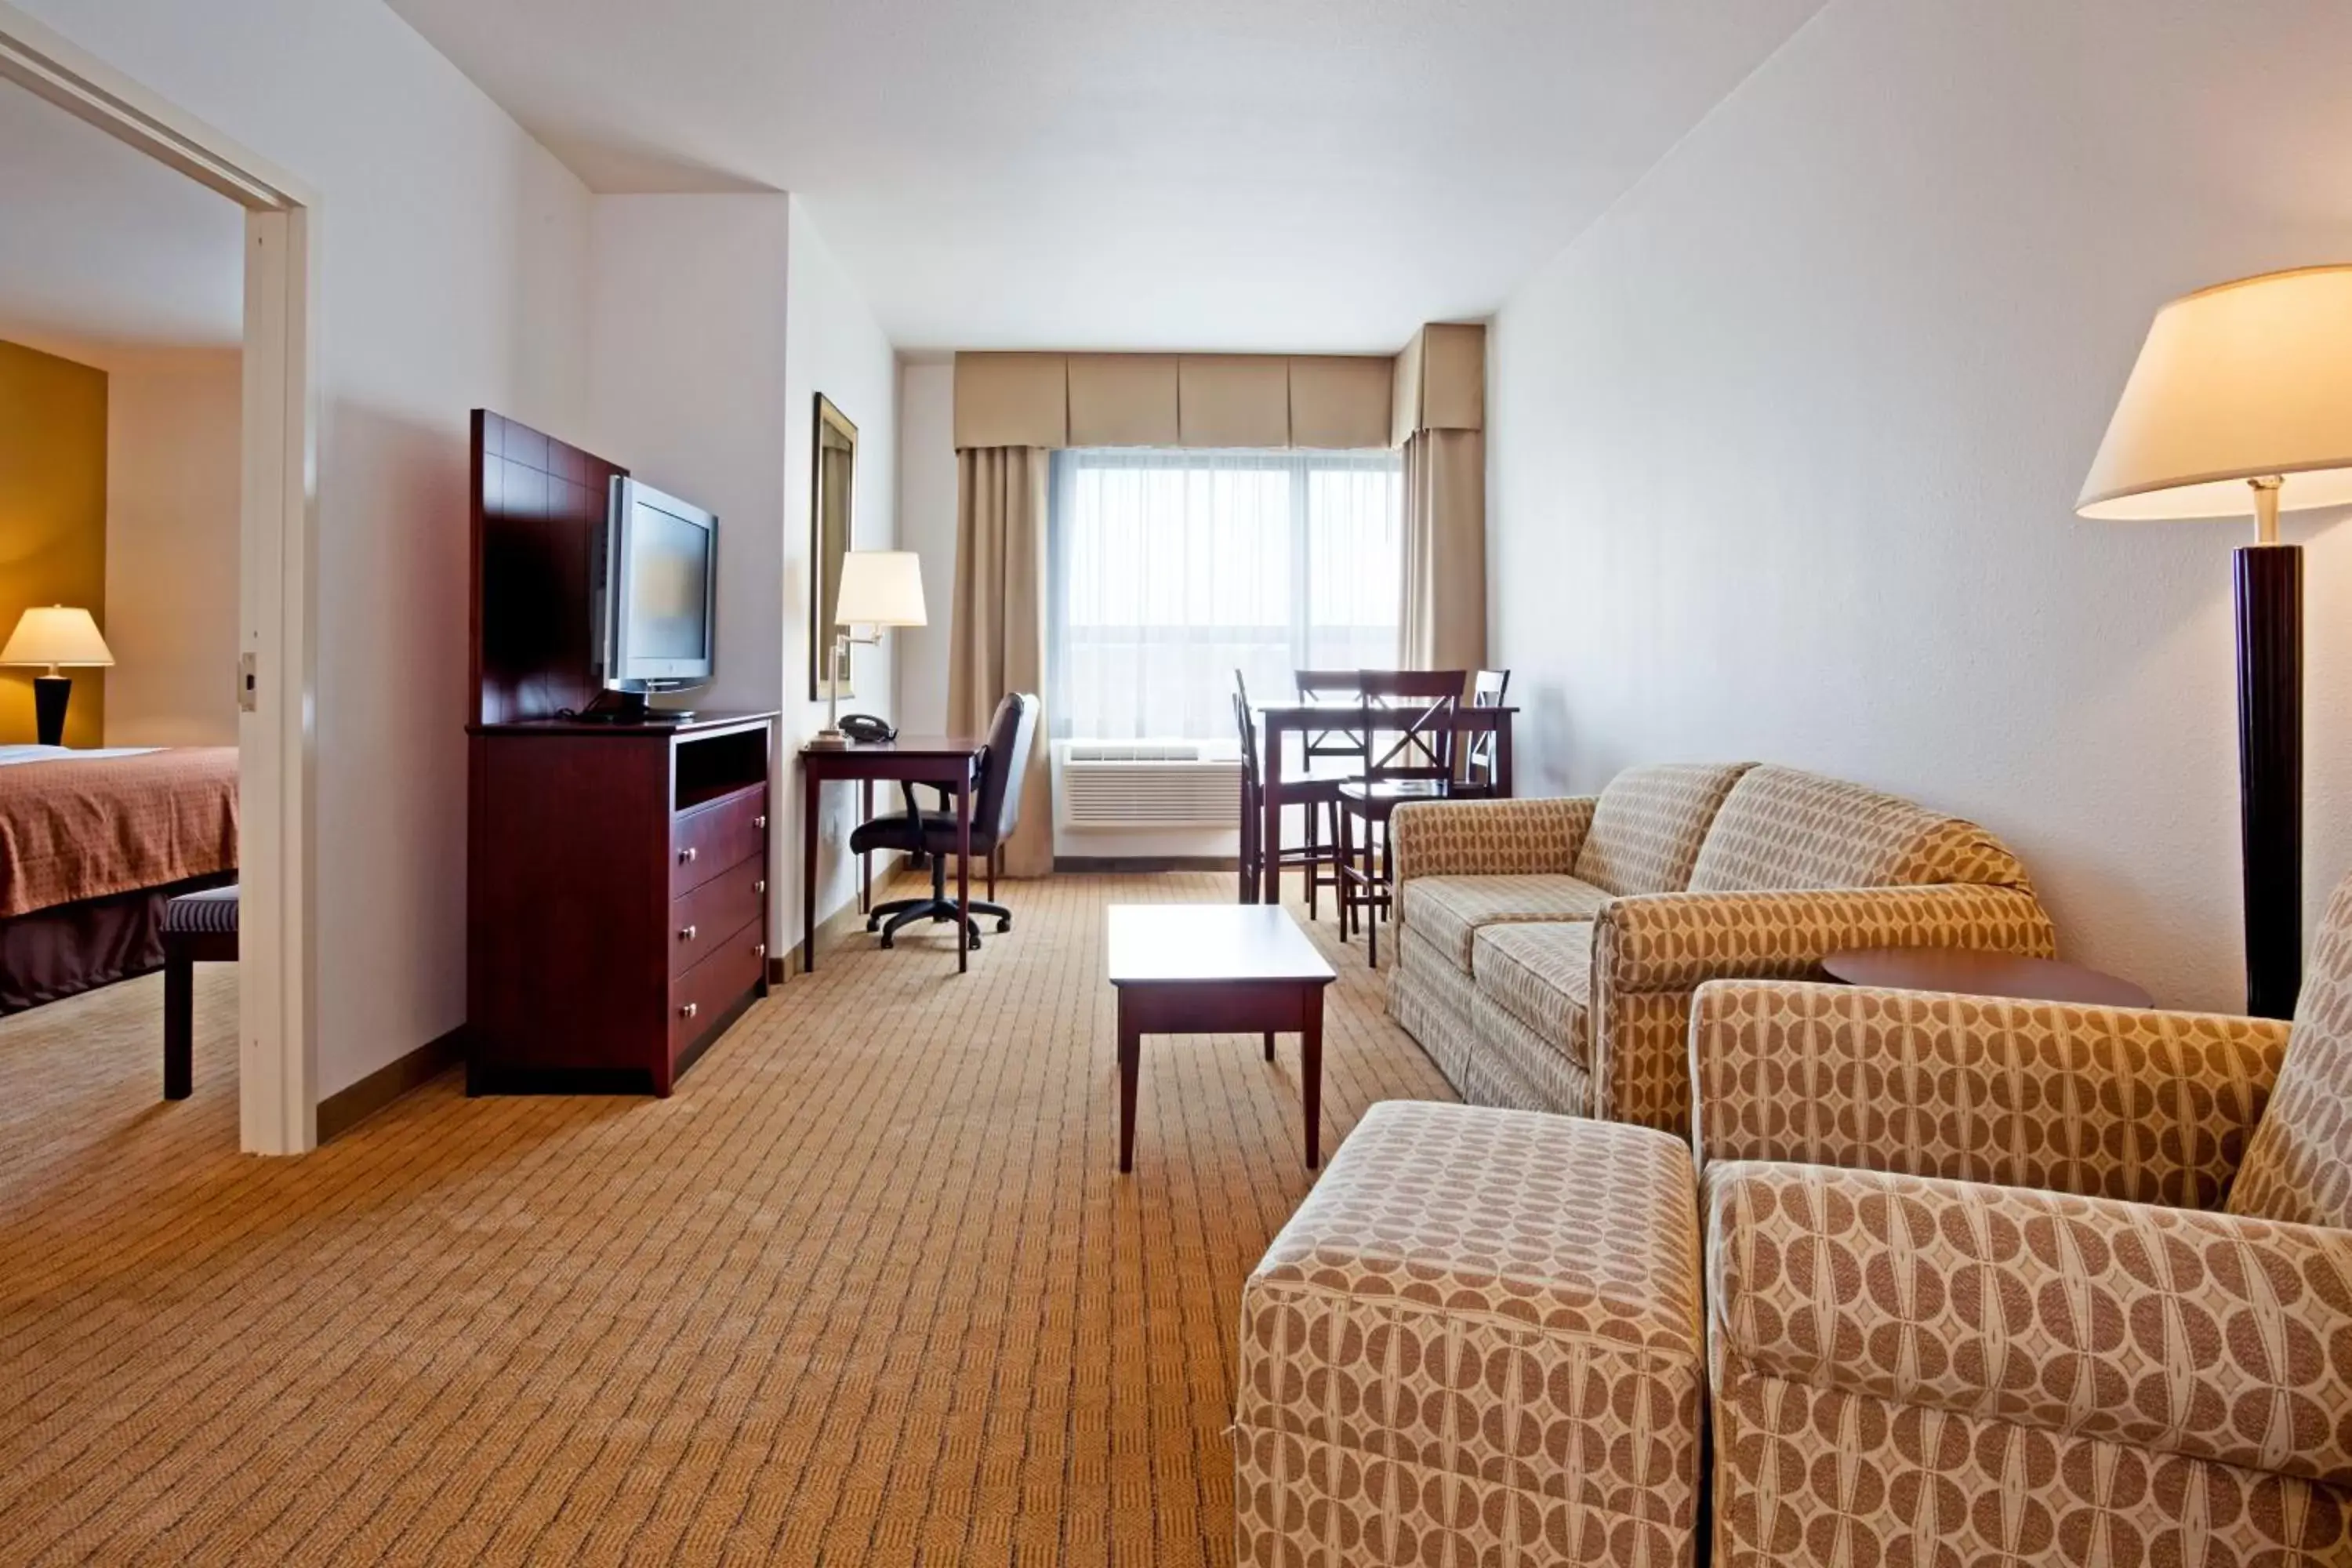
[1056,741,1241,831]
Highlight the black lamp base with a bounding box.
[2235,543,2303,1019]
[31,675,70,749]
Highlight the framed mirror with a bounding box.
[809,394,857,700]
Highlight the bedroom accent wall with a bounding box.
[1486,0,2352,1014]
[0,339,107,748]
[103,349,241,747]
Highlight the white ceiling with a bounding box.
[387,0,1826,352]
[0,81,245,366]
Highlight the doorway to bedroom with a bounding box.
[0,16,318,1154]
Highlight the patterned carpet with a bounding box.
[0,872,1453,1566]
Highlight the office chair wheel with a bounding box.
[967,930,982,951]
[995,916,1012,933]
[879,934,894,949]
[866,916,880,932]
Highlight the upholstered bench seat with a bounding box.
[1235,1100,1704,1568]
[162,883,238,1100]
[163,884,241,936]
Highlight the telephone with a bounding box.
[837,713,898,744]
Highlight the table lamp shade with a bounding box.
[2077,264,2352,521]
[1,605,114,668]
[833,550,927,628]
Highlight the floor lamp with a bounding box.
[2078,264,2352,1018]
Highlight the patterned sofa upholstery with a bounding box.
[1235,1101,1705,1566]
[1686,875,2352,1565]
[1387,761,2054,1135]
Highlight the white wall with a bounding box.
[1488,0,2352,1012]
[20,0,593,1098]
[894,358,956,738]
[586,194,789,720]
[102,348,242,746]
[783,197,899,937]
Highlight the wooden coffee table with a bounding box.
[1821,947,2154,1009]
[1106,905,1337,1173]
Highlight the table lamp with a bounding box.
[2,604,114,747]
[2077,263,2352,1017]
[811,550,926,746]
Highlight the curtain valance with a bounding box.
[952,348,1406,451]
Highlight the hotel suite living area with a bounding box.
[4,2,2352,1564]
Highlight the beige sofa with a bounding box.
[1385,762,2055,1135]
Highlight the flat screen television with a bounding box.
[586,476,717,719]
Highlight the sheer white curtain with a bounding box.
[1047,447,1402,742]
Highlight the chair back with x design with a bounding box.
[1355,669,1466,789]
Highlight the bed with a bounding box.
[0,746,239,1014]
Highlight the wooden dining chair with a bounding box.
[1235,682,1333,907]
[1336,670,1467,965]
[1455,668,1511,798]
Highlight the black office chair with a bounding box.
[853,691,1040,951]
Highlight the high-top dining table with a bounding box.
[1247,700,1517,906]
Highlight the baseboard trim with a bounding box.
[318,1025,465,1142]
[1055,855,1239,873]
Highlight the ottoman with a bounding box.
[1234,1101,1704,1567]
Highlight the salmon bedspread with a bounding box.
[0,747,238,918]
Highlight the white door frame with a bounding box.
[0,4,321,1153]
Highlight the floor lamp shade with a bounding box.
[2077,264,2352,1018]
[2,604,114,748]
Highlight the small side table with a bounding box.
[1106,904,1336,1172]
[1821,947,2153,1009]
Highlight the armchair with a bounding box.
[1688,883,2352,1566]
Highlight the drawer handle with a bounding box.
[753,814,768,830]
[754,879,767,895]
[753,942,766,959]
[679,846,698,864]
[679,924,698,942]
[679,1001,698,1020]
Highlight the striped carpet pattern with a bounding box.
[0,872,1453,1565]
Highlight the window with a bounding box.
[1048,447,1403,741]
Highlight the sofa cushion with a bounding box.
[1573,761,1753,895]
[2230,876,2352,1230]
[1472,922,1592,1066]
[1688,764,2033,894]
[1402,873,1611,971]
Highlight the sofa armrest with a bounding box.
[1690,980,2286,1208]
[1387,795,1597,884]
[1595,884,2055,993]
[1706,1160,2352,1490]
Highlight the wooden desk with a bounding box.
[800,737,985,975]
[1249,701,1517,906]
[1106,904,1337,1172]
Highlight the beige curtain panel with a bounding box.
[954,352,1396,451]
[947,446,1054,877]
[1400,426,1488,672]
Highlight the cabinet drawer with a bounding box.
[669,919,765,1065]
[670,858,766,978]
[672,786,767,897]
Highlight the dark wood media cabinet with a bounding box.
[466,713,776,1094]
